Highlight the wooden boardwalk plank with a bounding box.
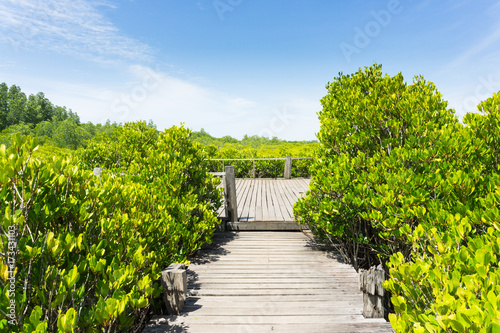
[237,179,251,220]
[268,181,283,221]
[216,178,311,228]
[255,179,263,221]
[262,180,271,221]
[279,179,297,219]
[246,179,257,222]
[274,179,294,221]
[144,232,394,333]
[217,178,311,224]
[230,178,311,223]
[276,179,298,219]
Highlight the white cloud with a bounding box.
[0,0,152,62]
[0,0,321,140]
[24,65,319,140]
[105,65,263,134]
[447,27,500,70]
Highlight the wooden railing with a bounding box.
[207,156,312,179]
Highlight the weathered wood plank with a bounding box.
[237,179,251,220]
[271,180,289,221]
[148,314,387,325]
[227,221,300,231]
[182,295,363,302]
[268,180,283,221]
[274,179,295,219]
[255,179,263,221]
[262,180,271,221]
[219,179,311,227]
[230,179,310,224]
[143,231,394,333]
[180,305,363,316]
[145,321,392,333]
[266,180,276,220]
[246,179,257,222]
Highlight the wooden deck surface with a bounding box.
[144,232,394,333]
[236,178,310,222]
[218,178,310,230]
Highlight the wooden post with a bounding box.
[224,166,238,223]
[93,167,102,182]
[284,156,292,179]
[161,263,187,315]
[252,159,255,178]
[359,265,385,318]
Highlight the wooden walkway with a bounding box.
[144,232,394,332]
[220,178,311,230]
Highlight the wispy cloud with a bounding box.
[26,64,318,140]
[0,0,152,62]
[447,26,500,69]
[443,2,500,71]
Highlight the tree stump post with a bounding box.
[224,166,238,224]
[161,263,187,315]
[359,265,386,318]
[284,156,292,179]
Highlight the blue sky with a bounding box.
[1,0,500,140]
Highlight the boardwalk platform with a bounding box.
[221,178,310,230]
[144,232,394,333]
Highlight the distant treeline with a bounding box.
[0,82,126,149]
[191,128,318,147]
[0,82,317,154]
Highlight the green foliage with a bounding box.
[294,64,500,331]
[191,129,318,178]
[0,123,34,146]
[6,85,28,128]
[0,124,221,332]
[52,119,91,150]
[295,64,457,269]
[0,82,114,151]
[79,121,159,170]
[0,83,8,130]
[384,91,500,332]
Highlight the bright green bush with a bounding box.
[0,124,221,332]
[78,121,159,170]
[294,63,500,331]
[294,64,457,269]
[385,92,500,332]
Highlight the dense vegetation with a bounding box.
[0,124,221,332]
[295,64,500,331]
[194,129,318,178]
[0,81,317,178]
[1,82,92,149]
[6,64,500,332]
